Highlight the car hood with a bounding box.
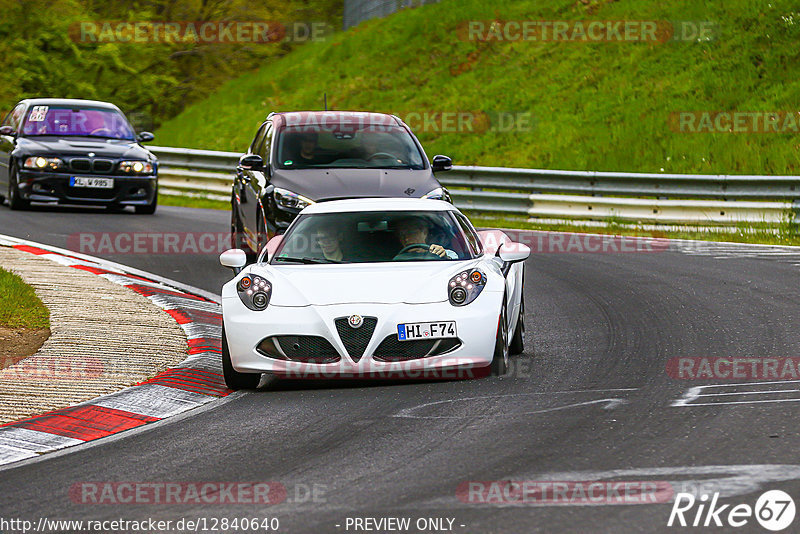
[251,260,487,306]
[16,137,153,159]
[270,168,440,201]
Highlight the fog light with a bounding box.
[252,292,268,309]
[451,287,467,304]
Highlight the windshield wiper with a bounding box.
[274,256,341,264]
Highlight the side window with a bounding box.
[3,104,24,130]
[455,213,482,255]
[249,123,268,154]
[259,123,272,162]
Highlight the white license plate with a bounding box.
[70,177,114,189]
[397,321,457,341]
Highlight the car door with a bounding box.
[0,103,25,189]
[237,123,268,252]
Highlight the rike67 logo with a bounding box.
[668,490,795,531]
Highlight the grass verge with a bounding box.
[0,267,50,329]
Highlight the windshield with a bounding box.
[21,106,135,139]
[275,124,425,170]
[272,211,474,264]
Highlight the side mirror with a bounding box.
[498,242,530,264]
[220,248,247,273]
[431,155,452,172]
[239,154,263,171]
[0,125,16,137]
[137,131,155,143]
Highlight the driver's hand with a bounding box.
[429,244,447,257]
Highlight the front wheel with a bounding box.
[222,326,261,390]
[135,192,157,214]
[491,302,509,376]
[510,294,525,355]
[8,165,29,210]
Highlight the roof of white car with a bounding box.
[302,198,456,215]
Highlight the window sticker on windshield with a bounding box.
[29,106,48,122]
[284,160,293,166]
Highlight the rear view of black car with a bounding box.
[0,98,158,214]
[231,110,453,257]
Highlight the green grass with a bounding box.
[469,214,800,246]
[158,194,229,211]
[0,267,50,329]
[156,0,800,175]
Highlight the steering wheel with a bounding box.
[367,152,403,162]
[394,243,442,260]
[90,127,113,136]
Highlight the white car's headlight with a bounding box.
[119,160,154,174]
[273,187,314,210]
[448,269,486,306]
[237,275,272,311]
[24,156,63,170]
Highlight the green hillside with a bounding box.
[156,0,800,175]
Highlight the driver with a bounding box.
[393,217,457,259]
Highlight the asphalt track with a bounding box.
[2,203,800,533]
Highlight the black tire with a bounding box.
[510,294,525,355]
[135,194,157,214]
[8,165,29,210]
[231,197,249,255]
[222,326,261,390]
[491,301,509,376]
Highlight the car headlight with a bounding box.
[237,275,272,311]
[422,187,451,202]
[448,269,486,306]
[119,160,153,174]
[23,156,63,170]
[273,187,313,210]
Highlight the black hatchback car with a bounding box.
[231,110,453,257]
[0,98,158,213]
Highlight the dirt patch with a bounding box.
[0,326,50,370]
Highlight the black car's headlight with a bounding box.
[273,187,313,210]
[237,275,272,311]
[23,156,63,170]
[422,187,451,202]
[448,269,486,306]
[118,160,154,174]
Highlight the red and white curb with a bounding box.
[0,236,228,467]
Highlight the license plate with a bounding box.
[70,176,114,189]
[397,321,457,341]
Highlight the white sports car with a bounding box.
[219,198,529,389]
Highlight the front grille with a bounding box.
[70,158,91,172]
[373,335,462,362]
[92,159,114,173]
[334,317,377,362]
[257,335,340,363]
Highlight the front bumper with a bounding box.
[222,298,501,379]
[17,170,157,206]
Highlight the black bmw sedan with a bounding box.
[232,110,452,258]
[0,98,158,214]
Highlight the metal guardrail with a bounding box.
[150,146,800,226]
[343,0,441,30]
